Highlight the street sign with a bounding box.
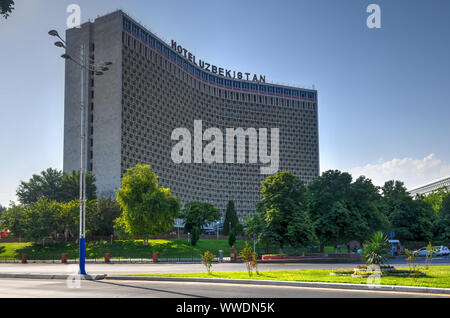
[253,234,257,241]
[389,232,395,238]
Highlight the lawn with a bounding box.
[0,239,251,260]
[0,239,350,260]
[118,266,450,289]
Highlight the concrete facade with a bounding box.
[63,10,320,217]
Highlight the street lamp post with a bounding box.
[216,221,219,240]
[49,29,112,275]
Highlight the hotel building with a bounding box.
[63,10,320,218]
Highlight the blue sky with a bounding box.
[1,0,449,206]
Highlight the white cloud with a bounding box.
[350,154,450,189]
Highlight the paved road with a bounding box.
[0,258,448,275]
[0,278,448,298]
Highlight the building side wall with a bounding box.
[63,11,123,197]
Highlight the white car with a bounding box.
[413,245,449,256]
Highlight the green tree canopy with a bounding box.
[22,198,60,242]
[60,170,97,202]
[115,164,180,239]
[180,202,220,234]
[423,186,449,215]
[381,180,435,242]
[0,0,14,19]
[90,197,122,237]
[0,203,26,238]
[308,171,389,249]
[307,170,353,248]
[223,200,239,235]
[260,171,317,253]
[16,168,96,205]
[432,193,450,242]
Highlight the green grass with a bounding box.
[118,266,450,289]
[0,239,251,260]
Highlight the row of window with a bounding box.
[122,16,317,101]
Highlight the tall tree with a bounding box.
[16,168,96,204]
[90,197,122,237]
[0,203,26,238]
[16,168,64,204]
[115,164,180,241]
[433,193,450,242]
[423,186,449,215]
[56,200,80,241]
[381,180,434,242]
[0,204,5,220]
[180,202,220,234]
[22,199,60,242]
[347,176,390,241]
[261,171,317,253]
[0,0,14,19]
[223,200,239,235]
[60,170,97,202]
[307,170,353,250]
[308,171,389,249]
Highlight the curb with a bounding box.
[0,273,107,280]
[105,276,450,295]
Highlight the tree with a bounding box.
[228,228,236,247]
[60,170,97,202]
[381,180,434,242]
[115,164,180,241]
[243,208,274,250]
[17,168,64,205]
[90,197,122,238]
[433,193,450,242]
[180,202,220,234]
[0,203,26,238]
[22,199,59,243]
[424,186,449,215]
[308,171,389,250]
[56,200,79,241]
[261,171,316,253]
[16,168,96,204]
[0,204,5,222]
[190,226,200,246]
[347,176,390,241]
[0,0,14,19]
[307,170,353,250]
[223,200,239,235]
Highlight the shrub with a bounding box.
[191,226,200,246]
[202,250,215,274]
[361,232,390,266]
[240,241,259,277]
[425,242,438,269]
[405,248,419,272]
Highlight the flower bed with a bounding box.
[330,269,354,276]
[330,265,426,278]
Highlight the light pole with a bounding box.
[49,29,112,275]
[216,221,219,240]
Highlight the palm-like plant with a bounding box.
[361,231,390,266]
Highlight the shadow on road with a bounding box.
[93,280,208,298]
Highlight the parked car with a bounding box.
[413,245,449,256]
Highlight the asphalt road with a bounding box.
[0,258,449,275]
[0,278,448,298]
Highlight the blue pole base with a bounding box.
[79,237,86,275]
